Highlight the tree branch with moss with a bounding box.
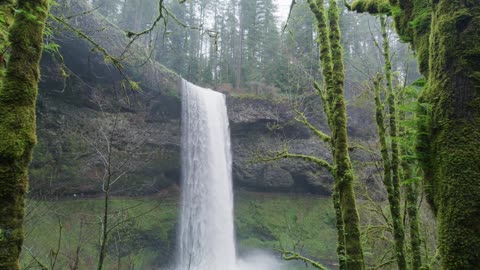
[293,108,331,144]
[275,248,330,270]
[253,145,334,174]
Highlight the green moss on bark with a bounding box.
[308,1,365,269]
[0,0,49,269]
[391,0,431,75]
[328,1,364,269]
[350,0,391,14]
[332,191,347,270]
[373,74,407,270]
[424,3,480,268]
[380,16,407,270]
[351,0,480,268]
[0,0,14,47]
[406,182,422,270]
[308,0,334,112]
[349,0,431,74]
[0,0,15,84]
[308,2,348,268]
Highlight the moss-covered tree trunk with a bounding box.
[373,76,406,269]
[379,16,407,270]
[308,0,365,269]
[405,175,422,269]
[332,192,347,270]
[0,0,15,85]
[420,2,480,268]
[328,1,365,269]
[308,1,347,269]
[0,0,49,269]
[350,0,480,268]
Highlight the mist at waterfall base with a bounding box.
[176,80,285,270]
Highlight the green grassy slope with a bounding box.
[21,192,336,269]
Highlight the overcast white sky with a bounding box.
[273,0,293,23]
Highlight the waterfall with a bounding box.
[177,79,237,270]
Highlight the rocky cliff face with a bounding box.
[30,0,379,198]
[34,77,378,197]
[33,78,337,196]
[228,96,334,194]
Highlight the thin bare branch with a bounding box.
[109,171,127,187]
[49,14,136,91]
[23,246,50,270]
[282,0,297,34]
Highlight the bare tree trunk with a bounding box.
[236,6,244,90]
[97,179,111,270]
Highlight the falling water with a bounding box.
[177,79,237,270]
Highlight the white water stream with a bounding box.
[177,80,283,270]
